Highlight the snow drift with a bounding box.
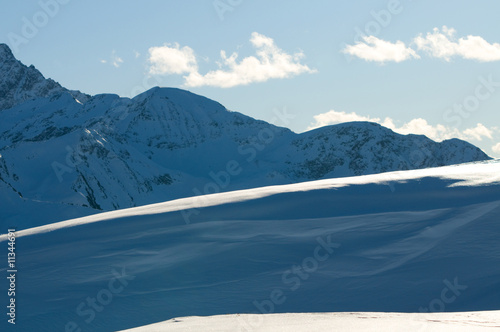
[119,311,500,332]
[1,160,500,331]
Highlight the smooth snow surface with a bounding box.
[120,311,500,332]
[6,159,500,239]
[1,161,500,331]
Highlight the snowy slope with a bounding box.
[0,43,491,230]
[1,160,500,331]
[120,312,500,332]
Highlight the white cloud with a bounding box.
[342,36,420,63]
[148,43,198,75]
[112,58,123,68]
[100,51,124,68]
[462,123,493,141]
[148,32,316,88]
[386,118,454,140]
[343,27,500,63]
[111,50,123,68]
[414,26,500,62]
[308,109,495,143]
[492,142,500,154]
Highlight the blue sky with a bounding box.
[2,0,500,156]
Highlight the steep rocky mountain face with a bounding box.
[0,44,88,111]
[0,44,491,229]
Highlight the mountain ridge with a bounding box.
[0,43,492,229]
[0,43,89,111]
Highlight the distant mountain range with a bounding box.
[0,43,491,229]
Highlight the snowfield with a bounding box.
[119,311,500,332]
[1,160,500,331]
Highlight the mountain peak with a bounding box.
[0,43,15,61]
[136,86,210,100]
[0,43,90,111]
[133,86,228,115]
[0,50,63,111]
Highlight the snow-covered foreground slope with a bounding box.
[1,161,500,331]
[120,311,500,332]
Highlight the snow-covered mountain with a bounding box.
[0,44,492,229]
[2,161,500,331]
[0,44,88,111]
